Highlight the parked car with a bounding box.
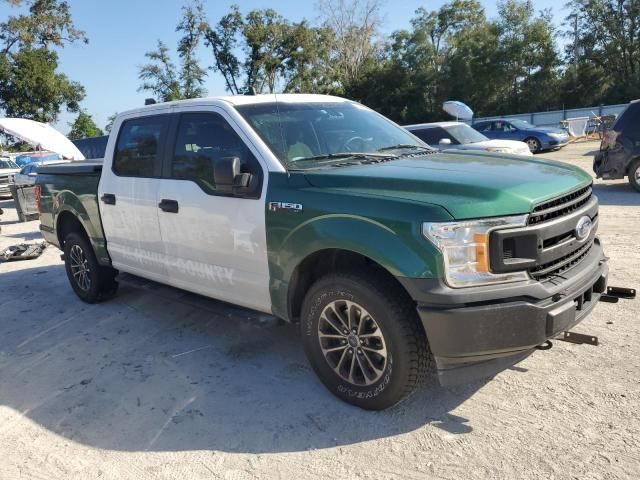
[37,94,618,410]
[0,157,20,197]
[472,119,570,153]
[405,121,532,156]
[12,159,70,186]
[593,99,640,191]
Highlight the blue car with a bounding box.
[472,119,570,153]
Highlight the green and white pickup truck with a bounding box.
[36,94,617,409]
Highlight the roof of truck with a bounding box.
[120,94,351,117]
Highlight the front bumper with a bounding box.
[398,238,608,385]
[543,137,570,150]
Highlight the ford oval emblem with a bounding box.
[575,215,593,240]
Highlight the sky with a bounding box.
[0,0,566,134]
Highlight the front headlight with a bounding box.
[549,132,565,139]
[422,216,530,288]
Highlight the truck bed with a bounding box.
[36,160,110,266]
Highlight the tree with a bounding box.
[0,0,86,122]
[316,0,384,85]
[204,5,336,94]
[138,1,207,102]
[0,47,84,122]
[68,111,103,140]
[563,0,640,104]
[104,112,118,134]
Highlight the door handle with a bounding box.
[101,193,116,205]
[158,199,179,213]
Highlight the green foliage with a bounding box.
[67,111,103,140]
[104,112,118,134]
[138,1,208,102]
[203,5,337,94]
[0,0,86,122]
[562,0,640,105]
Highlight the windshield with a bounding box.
[510,119,534,129]
[444,124,488,144]
[0,159,18,169]
[236,101,431,168]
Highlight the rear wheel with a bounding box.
[628,158,640,192]
[64,232,118,303]
[301,272,431,410]
[525,137,542,153]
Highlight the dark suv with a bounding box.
[594,99,640,191]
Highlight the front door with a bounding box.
[155,109,271,313]
[98,114,169,280]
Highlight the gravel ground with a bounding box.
[0,140,638,480]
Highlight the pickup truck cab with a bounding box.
[37,94,609,409]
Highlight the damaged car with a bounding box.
[594,99,640,191]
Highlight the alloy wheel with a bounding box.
[69,244,91,291]
[317,299,388,386]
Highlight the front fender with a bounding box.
[268,214,444,320]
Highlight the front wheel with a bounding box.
[63,232,118,303]
[301,273,431,410]
[628,158,640,192]
[525,137,542,153]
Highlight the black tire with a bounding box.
[63,232,118,303]
[628,158,640,192]
[525,137,542,153]
[301,272,431,410]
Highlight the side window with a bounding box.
[492,121,504,132]
[411,128,443,146]
[170,112,263,197]
[475,123,491,132]
[113,116,167,177]
[616,104,640,140]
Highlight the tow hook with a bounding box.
[601,286,636,303]
[535,340,553,350]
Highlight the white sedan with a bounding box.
[0,158,21,197]
[405,121,533,156]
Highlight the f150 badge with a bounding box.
[269,201,303,213]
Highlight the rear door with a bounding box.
[98,114,169,280]
[154,107,271,312]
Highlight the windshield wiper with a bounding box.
[292,152,397,163]
[287,152,398,170]
[377,144,433,152]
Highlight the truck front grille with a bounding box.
[489,185,598,282]
[529,240,594,281]
[528,185,592,225]
[0,175,8,185]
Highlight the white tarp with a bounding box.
[564,116,589,137]
[0,118,85,160]
[443,101,474,120]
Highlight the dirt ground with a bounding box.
[1,140,639,480]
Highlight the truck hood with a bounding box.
[302,152,592,219]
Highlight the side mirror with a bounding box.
[439,138,452,146]
[214,156,252,194]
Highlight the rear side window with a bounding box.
[113,116,167,177]
[614,102,640,140]
[410,127,451,146]
[474,122,492,132]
